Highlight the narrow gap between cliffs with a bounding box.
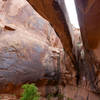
[65,0,99,92]
[64,0,85,85]
[64,0,85,62]
[65,0,83,50]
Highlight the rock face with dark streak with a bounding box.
[75,0,100,90]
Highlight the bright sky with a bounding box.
[65,0,79,28]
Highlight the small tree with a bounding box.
[20,83,40,100]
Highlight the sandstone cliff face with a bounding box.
[1,0,100,99]
[0,0,68,93]
[75,0,100,89]
[27,0,74,60]
[26,0,100,99]
[75,0,100,61]
[0,0,78,99]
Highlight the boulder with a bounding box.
[0,0,66,92]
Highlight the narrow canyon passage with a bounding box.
[65,0,99,92]
[0,0,100,100]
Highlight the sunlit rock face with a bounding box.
[26,0,77,85]
[75,0,100,61]
[0,0,66,92]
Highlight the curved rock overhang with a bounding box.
[27,0,74,60]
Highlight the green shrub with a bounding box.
[20,83,40,100]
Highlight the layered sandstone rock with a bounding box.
[75,0,100,61]
[27,0,100,94]
[75,0,100,90]
[0,0,69,93]
[27,0,74,59]
[1,0,100,99]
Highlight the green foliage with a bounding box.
[20,84,40,100]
